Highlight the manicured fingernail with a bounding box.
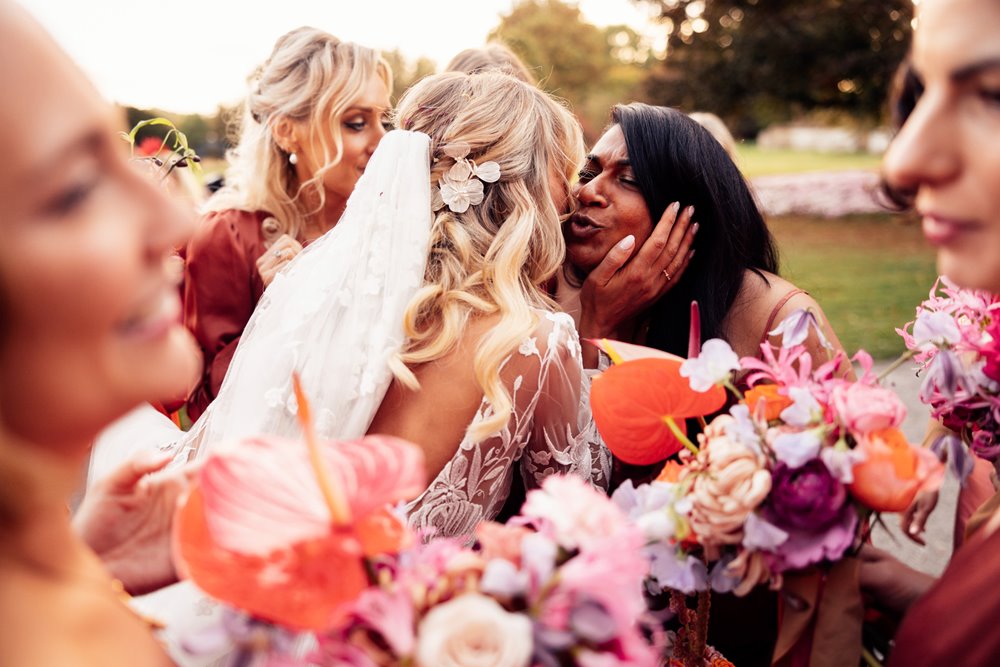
[688,249,695,259]
[618,234,635,250]
[692,222,700,234]
[685,205,695,217]
[669,201,680,214]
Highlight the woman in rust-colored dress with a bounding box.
[878,0,1000,664]
[184,28,392,420]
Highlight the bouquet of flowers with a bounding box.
[589,307,943,665]
[173,376,663,667]
[898,276,1000,464]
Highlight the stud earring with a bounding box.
[288,151,299,166]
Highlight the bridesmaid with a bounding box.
[879,0,1000,664]
[0,3,201,664]
[184,28,392,420]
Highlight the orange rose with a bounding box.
[656,460,685,483]
[744,384,793,422]
[849,428,943,512]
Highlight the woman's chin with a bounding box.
[135,327,201,405]
[564,248,600,277]
[939,253,1000,294]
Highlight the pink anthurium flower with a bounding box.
[174,375,427,631]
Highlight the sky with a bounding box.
[21,0,662,115]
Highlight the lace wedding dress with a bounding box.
[91,130,608,665]
[406,308,608,538]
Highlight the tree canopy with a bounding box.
[635,0,913,135]
[489,0,653,139]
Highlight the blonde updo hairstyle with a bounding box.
[206,27,392,242]
[445,43,537,85]
[391,71,584,442]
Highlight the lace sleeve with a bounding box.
[520,312,610,491]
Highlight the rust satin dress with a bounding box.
[889,516,1000,666]
[182,209,272,421]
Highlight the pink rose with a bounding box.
[830,382,906,435]
[475,521,531,566]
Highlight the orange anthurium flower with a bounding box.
[849,427,944,512]
[591,357,727,465]
[174,377,426,632]
[588,338,685,365]
[589,301,702,362]
[744,384,793,422]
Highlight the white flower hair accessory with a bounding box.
[431,141,501,214]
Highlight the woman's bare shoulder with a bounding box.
[725,270,814,355]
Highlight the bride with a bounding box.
[97,70,608,546]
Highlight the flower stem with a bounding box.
[861,646,884,667]
[293,373,352,526]
[876,349,917,383]
[663,416,699,455]
[723,378,745,402]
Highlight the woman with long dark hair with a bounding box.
[562,102,848,666]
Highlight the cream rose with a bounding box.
[415,593,532,667]
[685,428,771,549]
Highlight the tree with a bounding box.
[489,0,651,139]
[636,0,913,135]
[381,49,438,104]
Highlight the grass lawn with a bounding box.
[768,213,937,359]
[736,143,883,178]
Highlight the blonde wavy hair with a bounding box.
[206,27,391,242]
[445,43,537,85]
[391,71,584,442]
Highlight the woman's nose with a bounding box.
[574,177,607,208]
[883,89,961,197]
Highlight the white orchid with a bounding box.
[912,309,962,348]
[778,385,823,427]
[680,338,740,391]
[768,308,833,350]
[768,428,823,469]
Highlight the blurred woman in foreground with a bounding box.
[879,0,1000,663]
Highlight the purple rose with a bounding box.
[767,459,846,531]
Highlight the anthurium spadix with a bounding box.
[173,374,426,631]
[590,339,726,465]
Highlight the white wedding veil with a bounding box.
[180,129,432,460]
[89,130,432,665]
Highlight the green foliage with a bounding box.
[381,49,438,105]
[636,0,913,136]
[120,116,202,178]
[489,0,653,140]
[126,106,228,158]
